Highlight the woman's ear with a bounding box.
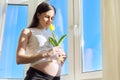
[37,13,40,18]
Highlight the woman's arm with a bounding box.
[16,28,53,64]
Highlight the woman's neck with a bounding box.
[36,24,45,30]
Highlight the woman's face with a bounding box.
[38,9,55,29]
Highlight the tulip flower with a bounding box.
[49,24,67,47]
[49,24,67,63]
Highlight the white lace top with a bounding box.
[27,28,53,65]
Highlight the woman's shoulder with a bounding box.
[21,28,32,37]
[22,28,31,33]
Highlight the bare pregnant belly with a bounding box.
[31,60,62,76]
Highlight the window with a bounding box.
[74,0,102,79]
[0,4,28,78]
[82,0,102,72]
[49,0,68,75]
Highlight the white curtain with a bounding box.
[102,0,120,80]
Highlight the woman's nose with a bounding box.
[48,18,52,24]
[48,18,52,22]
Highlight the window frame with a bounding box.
[0,0,6,58]
[74,0,103,80]
[0,0,103,79]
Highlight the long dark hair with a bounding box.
[28,2,56,28]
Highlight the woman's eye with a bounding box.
[45,16,49,18]
[51,17,54,20]
[45,16,54,21]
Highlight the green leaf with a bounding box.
[48,37,58,46]
[52,32,58,45]
[52,32,57,40]
[58,34,67,46]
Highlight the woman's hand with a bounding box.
[42,46,67,64]
[52,46,67,63]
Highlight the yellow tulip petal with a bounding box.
[49,24,55,31]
